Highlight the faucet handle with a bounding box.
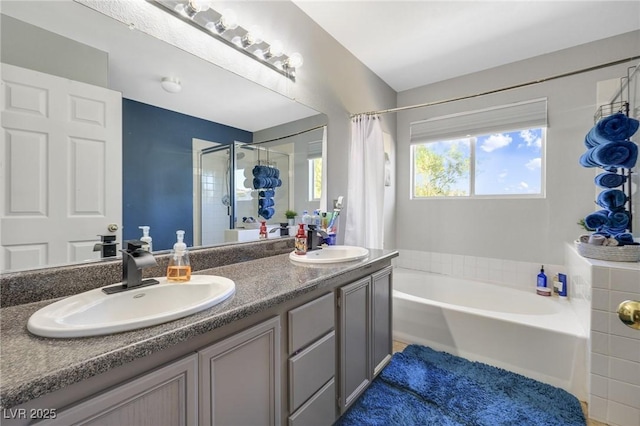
[125,240,145,252]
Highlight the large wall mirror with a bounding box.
[0,0,327,273]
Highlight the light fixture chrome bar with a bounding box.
[148,0,299,81]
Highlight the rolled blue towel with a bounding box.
[258,197,274,208]
[608,210,630,230]
[259,189,275,197]
[253,177,268,189]
[592,140,638,169]
[614,233,635,245]
[584,210,609,230]
[596,189,627,210]
[258,207,275,220]
[273,168,280,179]
[276,178,282,187]
[585,113,640,147]
[595,172,626,188]
[579,149,598,168]
[252,165,271,178]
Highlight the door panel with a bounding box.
[1,63,122,271]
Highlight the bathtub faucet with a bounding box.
[307,225,328,251]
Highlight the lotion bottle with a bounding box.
[536,265,548,296]
[138,226,152,252]
[167,230,191,282]
[259,221,268,239]
[295,224,307,255]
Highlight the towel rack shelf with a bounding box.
[593,80,636,234]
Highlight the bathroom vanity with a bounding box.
[0,240,397,425]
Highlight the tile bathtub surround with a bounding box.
[1,238,294,308]
[393,249,565,292]
[587,260,640,426]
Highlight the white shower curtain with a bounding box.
[344,114,385,249]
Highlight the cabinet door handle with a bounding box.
[617,300,640,330]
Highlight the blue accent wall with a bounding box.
[122,99,252,251]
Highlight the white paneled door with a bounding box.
[0,63,122,271]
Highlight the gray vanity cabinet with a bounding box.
[48,354,198,426]
[338,266,393,414]
[287,292,336,426]
[198,316,281,426]
[371,267,393,376]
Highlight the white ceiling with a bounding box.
[293,1,640,92]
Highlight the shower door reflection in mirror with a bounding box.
[194,141,290,246]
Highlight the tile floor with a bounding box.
[391,341,607,426]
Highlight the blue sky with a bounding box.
[415,128,543,196]
[475,128,542,195]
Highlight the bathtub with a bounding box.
[392,267,588,400]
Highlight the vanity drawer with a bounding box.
[288,292,334,353]
[288,378,336,426]
[289,330,335,412]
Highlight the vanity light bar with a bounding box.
[148,0,302,81]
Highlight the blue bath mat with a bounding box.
[338,345,585,426]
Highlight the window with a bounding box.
[410,99,547,199]
[309,157,322,201]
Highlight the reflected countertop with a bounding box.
[0,248,398,409]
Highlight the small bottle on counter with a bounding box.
[259,221,268,239]
[295,223,307,255]
[167,230,191,282]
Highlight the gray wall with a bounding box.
[395,30,640,265]
[0,14,108,87]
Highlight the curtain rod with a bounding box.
[246,124,326,146]
[350,55,640,118]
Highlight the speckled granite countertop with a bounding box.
[0,249,397,409]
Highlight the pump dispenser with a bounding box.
[167,230,191,282]
[138,226,152,252]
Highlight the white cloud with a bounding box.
[498,170,508,179]
[480,133,512,152]
[519,181,529,189]
[525,157,541,170]
[519,130,542,148]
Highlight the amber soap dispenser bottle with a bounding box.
[167,230,191,282]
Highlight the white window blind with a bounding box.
[307,139,323,158]
[410,98,548,144]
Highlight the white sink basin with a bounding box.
[289,245,369,264]
[27,275,235,338]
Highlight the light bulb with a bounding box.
[242,25,263,48]
[286,52,303,69]
[266,40,284,58]
[220,9,238,30]
[188,0,210,12]
[213,8,238,33]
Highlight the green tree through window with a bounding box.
[413,141,470,196]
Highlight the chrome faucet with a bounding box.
[102,240,159,294]
[307,225,329,251]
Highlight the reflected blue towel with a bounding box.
[594,172,626,188]
[584,210,609,230]
[258,207,275,220]
[585,113,640,147]
[592,140,638,169]
[596,189,627,210]
[259,189,275,198]
[258,197,274,208]
[253,177,267,189]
